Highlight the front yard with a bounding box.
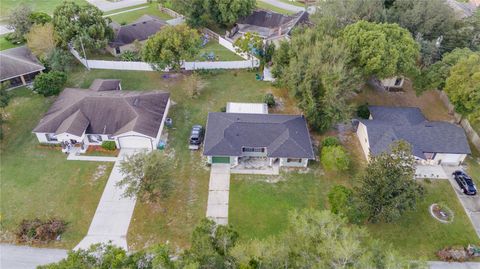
[0,88,113,248]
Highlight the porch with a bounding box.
[230,156,280,175]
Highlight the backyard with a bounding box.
[256,1,296,15]
[105,3,173,24]
[0,88,113,248]
[0,0,88,18]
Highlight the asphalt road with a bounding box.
[0,244,67,269]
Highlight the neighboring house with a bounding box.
[356,106,471,166]
[226,9,309,46]
[107,15,167,56]
[203,103,315,168]
[33,79,170,152]
[0,46,45,89]
[380,76,405,92]
[445,0,479,18]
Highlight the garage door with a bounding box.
[212,156,230,164]
[439,154,461,165]
[117,136,152,149]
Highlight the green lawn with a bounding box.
[0,35,21,51]
[0,0,88,18]
[63,68,275,249]
[106,3,173,24]
[276,0,306,7]
[256,1,296,15]
[0,88,113,248]
[190,40,243,61]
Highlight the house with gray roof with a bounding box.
[33,79,170,152]
[203,104,315,169]
[107,15,167,56]
[226,10,309,46]
[0,46,45,89]
[356,106,471,166]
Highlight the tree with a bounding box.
[356,140,425,223]
[118,150,174,202]
[387,0,457,41]
[205,0,255,27]
[342,20,420,79]
[142,25,200,70]
[312,0,386,33]
[33,71,67,97]
[234,32,263,58]
[7,4,32,41]
[26,23,56,58]
[29,12,52,25]
[444,53,480,122]
[53,1,113,51]
[231,209,412,268]
[321,145,350,171]
[44,48,75,72]
[327,185,365,224]
[184,0,210,27]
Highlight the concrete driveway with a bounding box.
[74,149,139,250]
[206,164,231,225]
[0,244,67,269]
[443,166,480,238]
[429,261,480,269]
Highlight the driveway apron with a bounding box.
[206,164,231,225]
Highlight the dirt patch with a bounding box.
[91,165,108,183]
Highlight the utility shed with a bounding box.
[226,102,268,114]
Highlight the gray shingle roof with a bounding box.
[0,46,45,81]
[33,82,170,138]
[203,112,315,159]
[109,15,167,47]
[89,79,121,91]
[361,106,471,158]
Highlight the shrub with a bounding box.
[220,106,226,112]
[328,185,365,224]
[101,141,116,151]
[120,50,140,61]
[263,93,275,107]
[322,136,340,148]
[33,71,67,96]
[321,145,350,172]
[356,103,370,119]
[16,218,67,243]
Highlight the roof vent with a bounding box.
[143,21,147,24]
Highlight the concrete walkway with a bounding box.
[443,165,480,239]
[1,244,67,269]
[74,149,139,250]
[429,261,480,269]
[85,0,147,12]
[206,164,231,225]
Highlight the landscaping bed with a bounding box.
[84,145,119,157]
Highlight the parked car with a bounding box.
[453,170,477,195]
[189,125,204,150]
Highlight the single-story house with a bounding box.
[356,106,471,166]
[33,79,170,152]
[203,103,315,168]
[226,10,309,46]
[0,46,45,89]
[107,15,167,56]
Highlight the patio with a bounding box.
[231,157,280,175]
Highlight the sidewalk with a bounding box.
[74,149,138,250]
[0,244,67,269]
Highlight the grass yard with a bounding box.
[0,88,113,248]
[256,1,296,15]
[368,180,479,260]
[190,40,244,61]
[0,0,88,18]
[106,3,173,24]
[0,35,21,51]
[276,0,306,7]
[64,68,276,249]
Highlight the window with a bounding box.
[45,133,58,142]
[242,147,265,153]
[287,158,302,163]
[88,135,103,143]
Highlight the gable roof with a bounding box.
[203,112,315,159]
[109,15,167,47]
[0,46,45,81]
[361,106,471,158]
[229,10,308,40]
[33,84,170,138]
[89,79,121,91]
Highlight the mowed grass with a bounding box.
[0,88,112,248]
[0,35,21,51]
[190,40,244,61]
[256,1,296,15]
[64,68,274,249]
[106,3,172,24]
[368,180,479,260]
[0,0,88,18]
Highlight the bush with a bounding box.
[356,103,370,119]
[120,50,140,61]
[16,218,67,243]
[328,185,365,224]
[321,145,350,172]
[322,136,340,148]
[263,93,275,107]
[220,106,226,112]
[33,71,67,96]
[101,141,116,151]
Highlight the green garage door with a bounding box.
[212,156,230,164]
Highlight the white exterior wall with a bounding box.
[152,98,171,148]
[84,134,112,145]
[35,133,60,144]
[434,153,467,165]
[279,158,308,168]
[356,122,371,161]
[56,132,85,142]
